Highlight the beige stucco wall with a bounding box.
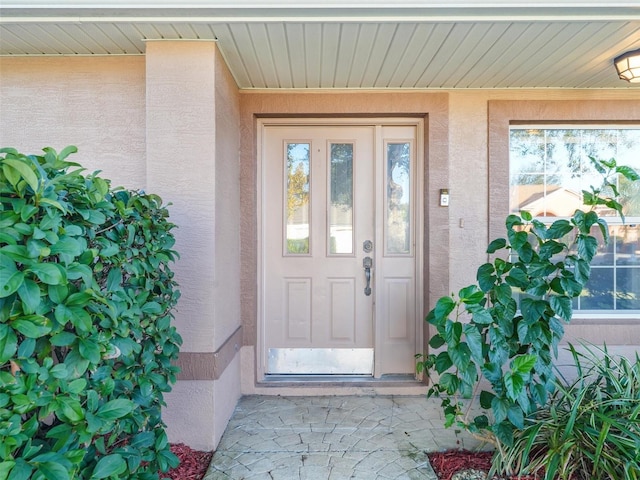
[146,41,219,354]
[0,56,146,189]
[145,40,242,450]
[214,44,242,352]
[164,354,240,450]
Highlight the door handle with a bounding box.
[363,256,372,296]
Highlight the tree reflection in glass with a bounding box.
[286,143,310,254]
[386,142,411,254]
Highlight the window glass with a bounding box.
[510,128,640,218]
[386,142,411,254]
[329,143,354,254]
[285,143,310,254]
[510,127,640,312]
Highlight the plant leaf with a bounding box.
[0,270,24,298]
[36,462,70,480]
[434,351,453,374]
[463,324,484,363]
[504,371,524,400]
[429,334,445,349]
[18,278,41,314]
[550,295,572,321]
[3,158,39,192]
[512,354,537,376]
[493,421,514,447]
[29,263,66,285]
[433,296,456,323]
[546,219,573,240]
[11,315,52,338]
[487,238,507,254]
[96,399,135,420]
[90,454,126,479]
[0,324,18,363]
[477,263,497,292]
[479,391,495,410]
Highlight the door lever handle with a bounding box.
[363,256,372,296]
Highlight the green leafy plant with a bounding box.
[0,147,182,479]
[494,344,640,480]
[416,157,639,453]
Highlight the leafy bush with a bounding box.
[0,147,182,479]
[493,344,640,480]
[416,157,639,451]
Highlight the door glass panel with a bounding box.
[329,143,354,254]
[386,142,411,254]
[285,143,310,254]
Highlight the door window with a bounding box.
[385,141,412,255]
[285,142,310,255]
[329,143,354,255]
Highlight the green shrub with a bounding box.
[493,344,640,480]
[0,147,182,479]
[416,157,639,450]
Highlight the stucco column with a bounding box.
[146,40,217,353]
[145,40,241,450]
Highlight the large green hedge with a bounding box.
[0,147,182,479]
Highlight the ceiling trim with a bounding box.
[3,2,640,23]
[2,0,638,7]
[4,13,640,23]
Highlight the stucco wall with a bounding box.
[0,56,146,189]
[214,45,242,352]
[164,354,240,451]
[145,40,242,449]
[146,41,219,354]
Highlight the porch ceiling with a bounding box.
[2,3,640,89]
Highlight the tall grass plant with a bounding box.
[493,344,640,480]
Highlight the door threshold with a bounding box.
[259,374,421,387]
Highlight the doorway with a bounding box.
[258,119,423,378]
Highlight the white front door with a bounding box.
[259,120,422,377]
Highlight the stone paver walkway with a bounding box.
[204,395,487,480]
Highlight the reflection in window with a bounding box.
[286,143,310,254]
[386,143,411,254]
[509,127,640,312]
[329,143,353,254]
[510,128,640,218]
[577,225,640,310]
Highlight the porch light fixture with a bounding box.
[614,48,640,82]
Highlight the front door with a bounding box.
[260,120,421,377]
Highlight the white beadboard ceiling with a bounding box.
[2,4,640,89]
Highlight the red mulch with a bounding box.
[165,443,213,480]
[165,444,540,480]
[428,450,494,480]
[428,450,538,480]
